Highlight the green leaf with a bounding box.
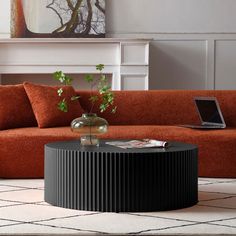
[64,75,73,85]
[89,95,99,103]
[71,96,80,101]
[53,71,73,85]
[58,99,68,112]
[107,95,114,104]
[53,71,62,80]
[99,85,110,94]
[99,103,108,113]
[57,88,63,97]
[96,64,105,71]
[111,106,117,113]
[84,74,94,83]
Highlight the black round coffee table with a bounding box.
[44,140,198,212]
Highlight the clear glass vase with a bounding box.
[71,113,108,146]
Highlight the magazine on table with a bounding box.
[106,139,169,149]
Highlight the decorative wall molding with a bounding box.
[108,33,236,90]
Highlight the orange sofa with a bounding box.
[1,90,236,178]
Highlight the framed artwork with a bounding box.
[11,0,105,38]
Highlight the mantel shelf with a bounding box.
[0,38,151,44]
[0,38,150,90]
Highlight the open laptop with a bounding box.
[181,97,226,129]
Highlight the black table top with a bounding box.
[46,140,197,154]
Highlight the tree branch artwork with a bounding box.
[11,0,105,38]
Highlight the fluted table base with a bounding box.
[45,140,198,212]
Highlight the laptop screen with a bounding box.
[195,99,224,124]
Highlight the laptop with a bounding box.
[180,97,226,129]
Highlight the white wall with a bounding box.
[0,0,10,38]
[106,0,236,34]
[2,0,236,89]
[106,0,236,90]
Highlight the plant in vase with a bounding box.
[53,64,116,146]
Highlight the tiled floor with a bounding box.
[0,178,235,235]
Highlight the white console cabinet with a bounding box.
[0,38,149,90]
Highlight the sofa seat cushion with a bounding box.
[103,126,236,178]
[0,127,79,178]
[0,126,235,178]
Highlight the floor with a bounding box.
[0,178,235,235]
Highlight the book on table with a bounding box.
[106,139,169,149]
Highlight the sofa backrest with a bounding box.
[77,90,236,126]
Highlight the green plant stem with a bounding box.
[89,76,100,113]
[89,82,93,113]
[89,124,92,144]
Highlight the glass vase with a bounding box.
[71,113,108,146]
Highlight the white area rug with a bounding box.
[0,178,235,235]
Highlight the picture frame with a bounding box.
[11,0,105,38]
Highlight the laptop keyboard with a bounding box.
[180,124,224,129]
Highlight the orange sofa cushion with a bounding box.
[24,82,84,128]
[0,84,37,130]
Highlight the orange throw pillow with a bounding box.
[0,84,37,130]
[24,82,84,128]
